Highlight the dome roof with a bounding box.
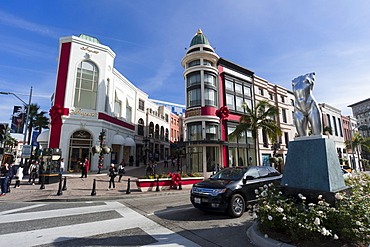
[190,29,210,47]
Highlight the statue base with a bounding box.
[281,137,348,204]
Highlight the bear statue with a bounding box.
[292,72,323,137]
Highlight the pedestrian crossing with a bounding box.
[0,201,200,247]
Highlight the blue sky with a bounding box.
[1,1,370,126]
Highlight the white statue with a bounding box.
[292,72,322,137]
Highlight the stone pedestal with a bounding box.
[281,137,348,204]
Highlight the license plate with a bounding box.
[194,197,201,204]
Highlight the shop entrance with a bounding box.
[68,130,92,172]
[69,147,90,172]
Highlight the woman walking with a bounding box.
[108,164,118,190]
[117,161,125,182]
[14,165,24,188]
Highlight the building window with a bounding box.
[235,96,244,112]
[243,86,251,97]
[282,109,287,123]
[269,93,274,101]
[280,96,285,103]
[204,73,216,86]
[225,79,234,91]
[262,129,268,147]
[188,123,202,141]
[74,61,98,109]
[165,114,169,122]
[235,83,243,94]
[105,79,110,112]
[188,60,200,67]
[126,99,131,122]
[226,93,235,111]
[338,118,343,137]
[114,92,121,117]
[258,88,264,96]
[205,88,217,106]
[138,118,144,136]
[203,60,213,66]
[187,72,201,87]
[284,132,289,148]
[139,99,145,111]
[290,99,294,106]
[332,116,338,136]
[187,88,201,107]
[205,123,218,140]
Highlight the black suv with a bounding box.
[190,166,282,217]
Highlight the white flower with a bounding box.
[356,221,361,226]
[314,218,321,226]
[276,207,284,213]
[254,189,259,195]
[261,191,268,197]
[264,234,269,238]
[335,193,343,200]
[317,211,323,215]
[283,216,287,220]
[333,234,339,240]
[298,193,306,200]
[318,194,323,199]
[252,213,258,219]
[264,184,268,189]
[321,227,331,236]
[268,215,273,221]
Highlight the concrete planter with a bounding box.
[135,177,204,192]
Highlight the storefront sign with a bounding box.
[81,47,99,54]
[70,109,97,118]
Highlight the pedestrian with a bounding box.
[28,161,39,185]
[14,165,24,188]
[81,158,89,178]
[215,164,222,173]
[59,158,65,180]
[145,162,152,177]
[117,161,125,182]
[108,163,118,190]
[0,163,9,196]
[172,157,176,167]
[151,160,157,175]
[8,163,17,192]
[164,156,168,168]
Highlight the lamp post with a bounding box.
[0,87,32,165]
[143,136,150,165]
[97,129,106,174]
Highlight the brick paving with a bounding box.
[0,162,190,202]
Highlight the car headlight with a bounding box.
[211,188,227,196]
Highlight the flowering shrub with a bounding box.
[250,173,370,243]
[139,172,203,179]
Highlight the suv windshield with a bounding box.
[210,167,246,180]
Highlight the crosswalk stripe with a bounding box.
[0,202,121,224]
[0,201,200,247]
[0,204,46,215]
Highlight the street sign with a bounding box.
[22,145,32,158]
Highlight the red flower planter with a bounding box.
[135,177,204,192]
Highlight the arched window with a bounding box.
[75,61,99,109]
[165,128,169,141]
[155,124,160,139]
[138,118,144,136]
[160,126,164,140]
[149,122,154,137]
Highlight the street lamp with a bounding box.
[0,87,33,165]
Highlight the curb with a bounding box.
[28,188,191,203]
[247,221,295,247]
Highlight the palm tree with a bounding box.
[229,100,282,165]
[26,104,49,144]
[345,132,370,171]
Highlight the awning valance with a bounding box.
[112,135,125,145]
[124,137,135,146]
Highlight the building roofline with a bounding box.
[218,57,254,76]
[348,98,370,107]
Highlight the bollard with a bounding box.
[40,175,45,190]
[178,182,182,190]
[62,177,67,191]
[91,179,96,196]
[56,177,63,195]
[126,178,131,194]
[156,177,160,191]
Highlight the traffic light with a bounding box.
[0,123,8,141]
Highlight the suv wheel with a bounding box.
[227,194,245,217]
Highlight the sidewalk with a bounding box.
[0,162,191,202]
